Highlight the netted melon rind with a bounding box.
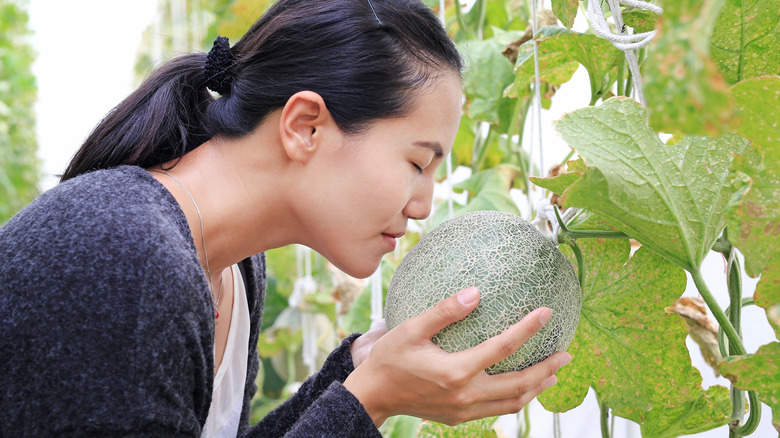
[385,210,581,374]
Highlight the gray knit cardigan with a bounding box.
[0,165,382,437]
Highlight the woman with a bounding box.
[0,0,571,436]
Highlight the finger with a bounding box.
[461,373,559,422]
[402,287,480,340]
[473,351,572,402]
[457,307,552,373]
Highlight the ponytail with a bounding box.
[61,54,213,181]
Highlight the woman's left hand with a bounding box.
[351,320,388,368]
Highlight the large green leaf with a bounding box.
[726,77,780,277]
[554,97,749,271]
[644,0,735,136]
[506,26,623,103]
[720,341,780,431]
[460,29,526,124]
[639,385,732,438]
[538,239,696,423]
[710,0,780,85]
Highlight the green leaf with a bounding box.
[537,239,696,423]
[644,0,735,136]
[554,97,749,271]
[418,417,499,437]
[460,29,526,124]
[552,0,578,29]
[639,385,732,438]
[530,157,585,195]
[506,26,622,102]
[753,252,780,338]
[379,415,423,438]
[710,0,780,85]
[430,164,523,229]
[726,77,780,277]
[720,341,780,431]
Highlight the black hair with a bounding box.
[61,0,462,181]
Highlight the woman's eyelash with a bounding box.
[412,163,423,173]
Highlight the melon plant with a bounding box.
[384,210,581,374]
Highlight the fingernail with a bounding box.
[560,353,572,368]
[538,308,553,325]
[457,287,479,306]
[542,375,558,391]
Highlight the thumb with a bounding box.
[406,287,480,340]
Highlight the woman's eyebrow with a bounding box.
[413,141,444,158]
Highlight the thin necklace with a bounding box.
[150,169,223,318]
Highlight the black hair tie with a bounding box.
[205,36,235,95]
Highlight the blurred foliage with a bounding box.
[0,0,39,224]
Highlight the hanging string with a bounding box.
[530,0,544,177]
[370,265,384,327]
[292,245,318,376]
[585,0,662,107]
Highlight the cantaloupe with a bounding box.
[385,210,581,374]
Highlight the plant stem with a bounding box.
[719,297,755,356]
[599,399,611,438]
[519,405,531,438]
[736,390,761,435]
[476,0,487,39]
[560,148,575,165]
[563,230,630,240]
[589,71,600,106]
[724,244,746,436]
[690,269,746,356]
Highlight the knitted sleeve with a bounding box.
[0,168,216,436]
[246,334,382,438]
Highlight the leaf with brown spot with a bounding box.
[721,341,780,432]
[727,77,780,277]
[710,0,780,85]
[644,0,735,136]
[537,239,701,423]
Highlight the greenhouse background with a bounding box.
[2,0,776,436]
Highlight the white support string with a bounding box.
[585,0,662,107]
[292,245,318,376]
[370,265,384,326]
[530,0,544,177]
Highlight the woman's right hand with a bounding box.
[342,286,572,427]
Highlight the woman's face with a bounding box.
[298,73,463,278]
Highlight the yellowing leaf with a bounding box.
[710,0,780,85]
[639,385,731,438]
[506,26,622,102]
[644,0,735,136]
[538,239,697,423]
[727,77,780,277]
[552,0,578,29]
[554,98,749,271]
[720,341,780,431]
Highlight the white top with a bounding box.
[201,264,250,438]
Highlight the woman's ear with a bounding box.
[279,91,332,163]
